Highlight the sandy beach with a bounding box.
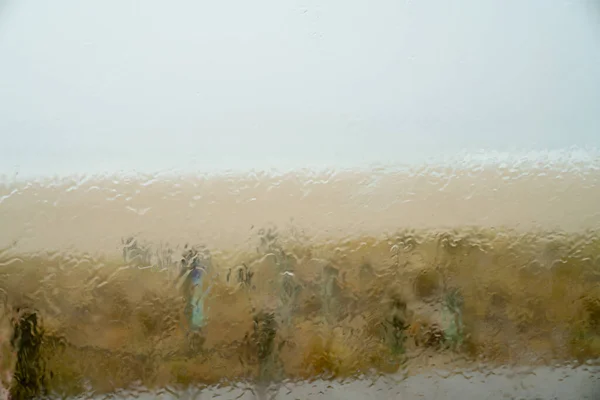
[1,164,599,255]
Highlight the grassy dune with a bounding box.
[1,227,599,396]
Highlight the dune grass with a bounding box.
[0,227,599,396]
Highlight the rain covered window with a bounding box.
[0,1,599,399]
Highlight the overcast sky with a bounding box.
[0,0,599,177]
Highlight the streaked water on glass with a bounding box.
[1,0,600,398]
[1,153,599,398]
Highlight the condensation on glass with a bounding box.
[0,160,599,399]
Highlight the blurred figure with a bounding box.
[9,307,45,400]
[122,236,151,266]
[321,264,342,323]
[179,246,211,351]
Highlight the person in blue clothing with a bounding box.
[180,246,211,351]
